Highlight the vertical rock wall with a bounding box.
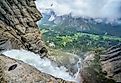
[0,0,45,55]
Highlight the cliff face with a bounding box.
[100,44,121,82]
[80,44,121,83]
[0,0,76,82]
[0,0,45,55]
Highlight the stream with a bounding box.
[2,49,82,83]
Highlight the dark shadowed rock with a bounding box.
[100,44,121,82]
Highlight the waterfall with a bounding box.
[2,49,81,83]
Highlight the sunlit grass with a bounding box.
[40,28,121,53]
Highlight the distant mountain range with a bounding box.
[38,9,121,37]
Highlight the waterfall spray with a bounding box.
[2,49,82,82]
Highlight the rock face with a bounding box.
[0,0,46,55]
[100,44,121,82]
[80,44,121,83]
[80,52,103,83]
[80,51,117,83]
[0,0,75,82]
[0,54,74,83]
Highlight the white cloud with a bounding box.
[35,0,121,19]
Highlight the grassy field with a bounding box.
[40,28,121,54]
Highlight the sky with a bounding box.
[35,0,121,19]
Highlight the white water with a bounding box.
[2,49,81,83]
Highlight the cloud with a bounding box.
[35,0,121,19]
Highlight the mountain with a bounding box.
[38,9,121,37]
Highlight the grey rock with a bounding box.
[100,44,121,82]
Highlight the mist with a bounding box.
[35,0,121,19]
